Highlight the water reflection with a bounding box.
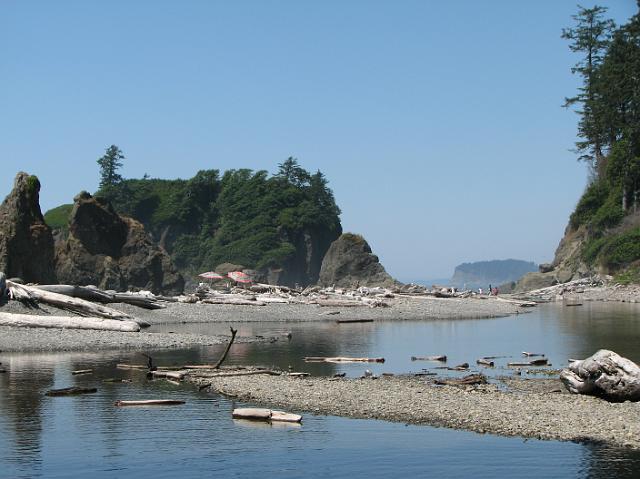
[0,303,639,477]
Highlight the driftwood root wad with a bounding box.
[560,349,640,402]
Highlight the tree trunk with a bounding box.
[560,349,640,401]
[0,312,140,332]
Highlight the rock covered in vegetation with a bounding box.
[55,192,184,294]
[0,172,56,283]
[318,233,397,288]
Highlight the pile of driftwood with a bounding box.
[514,277,606,302]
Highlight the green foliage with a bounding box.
[90,161,342,274]
[614,265,640,285]
[26,175,40,197]
[44,204,73,230]
[569,180,609,229]
[599,227,640,269]
[97,145,124,197]
[582,236,607,264]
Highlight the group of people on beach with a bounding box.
[478,284,499,296]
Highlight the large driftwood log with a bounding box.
[33,285,114,302]
[0,312,141,332]
[201,298,267,306]
[211,327,238,369]
[114,400,185,406]
[232,408,302,423]
[560,349,640,402]
[7,281,132,320]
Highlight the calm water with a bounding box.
[1,302,639,478]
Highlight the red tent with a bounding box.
[227,271,252,283]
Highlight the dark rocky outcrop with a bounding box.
[0,172,56,283]
[55,192,184,295]
[318,233,397,288]
[450,259,538,290]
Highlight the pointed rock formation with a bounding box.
[55,192,184,295]
[318,233,397,288]
[0,172,56,283]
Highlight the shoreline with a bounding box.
[0,295,528,352]
[188,373,640,449]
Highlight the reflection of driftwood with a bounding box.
[7,281,131,320]
[190,369,281,378]
[72,369,93,375]
[114,399,185,406]
[411,355,447,362]
[46,387,97,396]
[151,370,186,380]
[434,374,487,386]
[212,327,238,369]
[232,408,302,423]
[508,358,548,367]
[304,356,385,363]
[560,349,640,402]
[0,312,140,332]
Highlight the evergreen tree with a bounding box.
[97,145,124,191]
[562,5,615,172]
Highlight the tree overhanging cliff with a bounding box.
[557,5,640,279]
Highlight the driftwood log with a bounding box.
[508,358,548,367]
[232,408,302,423]
[411,355,447,362]
[7,281,132,320]
[560,349,640,402]
[434,374,487,386]
[0,312,141,332]
[304,356,385,363]
[114,400,185,406]
[212,326,238,369]
[201,298,267,306]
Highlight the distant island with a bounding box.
[450,259,538,290]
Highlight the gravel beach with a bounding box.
[0,295,527,352]
[190,373,640,449]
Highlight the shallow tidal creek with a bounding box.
[1,302,640,478]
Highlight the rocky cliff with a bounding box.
[55,192,184,294]
[451,259,537,290]
[0,172,56,283]
[318,233,397,288]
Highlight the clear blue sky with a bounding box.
[1,1,637,280]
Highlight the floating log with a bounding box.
[232,408,302,423]
[411,355,447,362]
[476,358,494,367]
[72,369,93,375]
[564,302,583,307]
[103,378,132,383]
[508,358,548,367]
[304,356,385,363]
[448,363,469,371]
[46,387,97,396]
[560,349,640,402]
[522,352,545,357]
[114,399,186,406]
[116,363,149,370]
[6,281,132,320]
[434,374,487,386]
[335,319,374,324]
[0,312,140,332]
